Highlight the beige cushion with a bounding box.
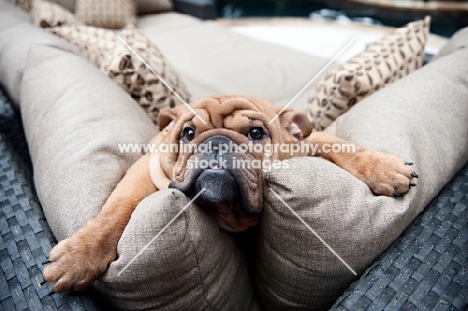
[137,12,334,110]
[49,25,118,67]
[31,0,79,28]
[8,0,31,11]
[256,45,468,309]
[432,26,468,62]
[306,17,430,130]
[21,43,258,310]
[53,0,73,11]
[101,28,191,124]
[75,0,137,29]
[0,0,74,106]
[136,0,172,14]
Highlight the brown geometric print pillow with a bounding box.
[100,28,191,124]
[75,0,137,29]
[307,16,431,131]
[49,26,118,67]
[48,26,190,125]
[31,0,79,28]
[8,0,32,11]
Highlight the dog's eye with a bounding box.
[182,127,195,142]
[248,127,264,140]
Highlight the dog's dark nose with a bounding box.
[200,135,236,166]
[195,169,239,204]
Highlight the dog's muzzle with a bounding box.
[169,135,261,214]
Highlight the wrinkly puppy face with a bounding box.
[149,96,312,232]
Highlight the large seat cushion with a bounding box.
[20,43,258,310]
[137,12,334,110]
[255,39,468,309]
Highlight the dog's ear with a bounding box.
[158,110,176,131]
[279,110,313,141]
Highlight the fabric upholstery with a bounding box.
[101,28,191,124]
[31,0,79,28]
[20,44,257,310]
[8,0,31,11]
[256,44,468,310]
[0,0,74,106]
[432,26,468,61]
[306,17,430,130]
[48,25,191,125]
[49,25,118,67]
[137,13,334,110]
[75,0,137,29]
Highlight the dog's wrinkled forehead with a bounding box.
[158,96,282,130]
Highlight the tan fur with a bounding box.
[43,96,415,292]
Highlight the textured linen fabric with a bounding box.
[136,0,172,14]
[75,0,137,29]
[256,45,468,310]
[101,28,191,124]
[30,0,79,28]
[9,0,31,10]
[49,25,118,67]
[48,25,190,124]
[137,12,335,110]
[21,44,156,240]
[20,44,257,310]
[306,17,430,130]
[431,26,468,62]
[95,189,257,310]
[0,0,74,107]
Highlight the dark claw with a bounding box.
[405,162,414,166]
[409,182,417,188]
[393,192,402,197]
[40,281,47,286]
[47,290,55,297]
[411,172,419,178]
[42,260,51,265]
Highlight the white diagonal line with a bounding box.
[117,188,206,276]
[118,36,207,125]
[268,37,356,124]
[269,188,357,275]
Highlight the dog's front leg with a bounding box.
[306,132,417,197]
[43,153,157,292]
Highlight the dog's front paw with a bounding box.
[43,229,116,292]
[353,150,417,197]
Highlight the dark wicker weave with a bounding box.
[0,85,467,310]
[0,90,99,310]
[332,164,468,309]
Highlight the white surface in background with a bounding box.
[230,25,384,63]
[230,25,439,63]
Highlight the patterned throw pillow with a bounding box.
[49,26,118,67]
[75,0,137,29]
[8,0,32,11]
[30,0,79,28]
[307,16,431,131]
[100,29,191,123]
[49,26,190,124]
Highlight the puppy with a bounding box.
[43,95,416,292]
